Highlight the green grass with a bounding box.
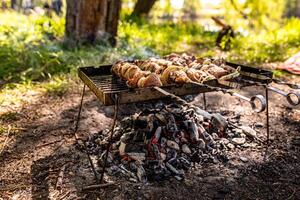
[227,18,300,64]
[0,11,154,85]
[0,10,300,89]
[119,19,217,55]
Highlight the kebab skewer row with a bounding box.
[157,65,266,112]
[136,58,240,82]
[112,61,163,88]
[112,62,266,112]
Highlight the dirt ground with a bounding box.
[0,75,299,200]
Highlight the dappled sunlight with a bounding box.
[0,0,300,199]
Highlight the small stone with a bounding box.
[160,152,166,161]
[227,132,235,138]
[231,138,246,145]
[233,128,243,135]
[167,140,180,150]
[198,139,206,150]
[137,165,147,183]
[184,95,194,102]
[241,126,257,138]
[195,114,204,123]
[103,106,114,116]
[212,133,219,140]
[254,122,264,128]
[220,138,229,145]
[129,178,138,183]
[174,175,183,181]
[212,158,218,164]
[127,152,146,162]
[227,143,235,149]
[240,156,248,162]
[182,144,192,154]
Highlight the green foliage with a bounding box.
[0,12,66,82]
[0,11,152,84]
[119,20,217,55]
[1,6,300,88]
[228,18,300,63]
[43,75,70,96]
[223,0,285,30]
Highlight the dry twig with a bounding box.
[36,138,63,148]
[82,182,115,190]
[56,164,67,190]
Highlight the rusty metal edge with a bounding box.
[78,68,112,106]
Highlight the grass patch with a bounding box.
[228,18,300,64]
[0,10,299,91]
[43,75,70,97]
[0,11,154,84]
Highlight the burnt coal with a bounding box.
[80,104,256,182]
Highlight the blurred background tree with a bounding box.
[131,0,157,17]
[285,0,300,18]
[182,0,201,21]
[65,0,121,46]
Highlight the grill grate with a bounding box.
[78,64,273,106]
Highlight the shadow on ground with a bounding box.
[0,85,299,199]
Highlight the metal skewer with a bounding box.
[189,81,267,113]
[236,78,300,106]
[267,86,300,106]
[272,78,300,90]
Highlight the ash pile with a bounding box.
[82,104,258,182]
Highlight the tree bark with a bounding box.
[65,0,121,46]
[131,0,157,17]
[296,0,300,17]
[11,0,16,9]
[284,0,300,18]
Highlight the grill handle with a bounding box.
[267,86,300,106]
[232,93,266,113]
[190,81,266,113]
[272,79,300,90]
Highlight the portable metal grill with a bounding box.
[75,61,300,184]
[78,62,274,106]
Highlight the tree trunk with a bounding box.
[296,0,300,17]
[285,0,300,18]
[65,0,121,46]
[11,0,16,9]
[131,0,157,17]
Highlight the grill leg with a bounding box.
[265,87,270,145]
[100,94,120,183]
[203,93,207,110]
[74,84,100,183]
[75,84,86,133]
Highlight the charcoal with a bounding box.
[127,153,146,162]
[166,162,181,175]
[166,140,180,150]
[182,144,192,154]
[137,165,147,183]
[98,150,114,167]
[198,139,206,150]
[166,149,177,161]
[240,125,257,138]
[82,104,253,182]
[129,162,138,172]
[231,137,246,145]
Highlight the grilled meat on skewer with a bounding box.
[112,62,162,88]
[111,54,240,88]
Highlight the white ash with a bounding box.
[79,104,257,182]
